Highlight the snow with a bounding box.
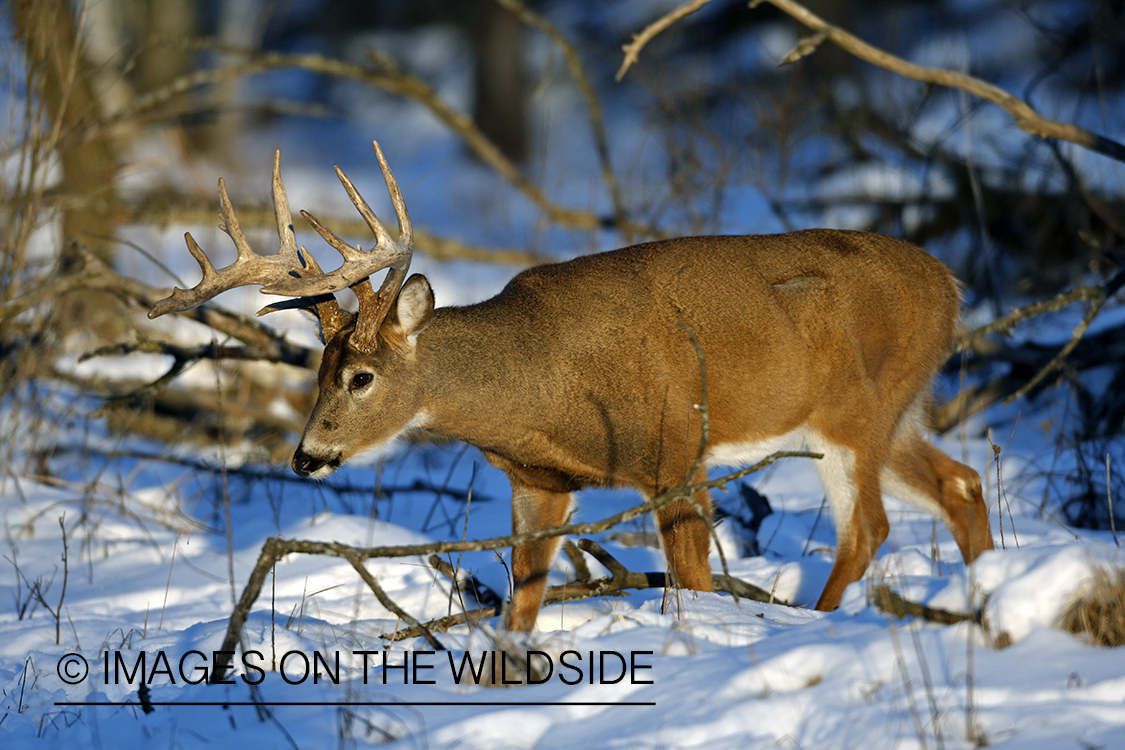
[2,416,1123,749]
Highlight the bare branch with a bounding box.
[1002,292,1107,406]
[749,0,1125,163]
[932,374,1021,435]
[947,283,1112,361]
[347,556,444,650]
[360,46,651,235]
[81,338,292,367]
[616,0,716,81]
[2,243,315,368]
[562,540,592,582]
[934,270,1125,429]
[75,40,655,237]
[673,322,737,590]
[616,0,1125,163]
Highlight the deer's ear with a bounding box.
[388,274,434,344]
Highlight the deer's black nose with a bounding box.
[291,447,341,477]
[291,449,317,477]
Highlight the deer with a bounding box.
[148,141,994,630]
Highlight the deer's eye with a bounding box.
[350,372,373,390]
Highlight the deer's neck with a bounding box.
[414,305,536,448]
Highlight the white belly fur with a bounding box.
[707,427,858,536]
[706,427,811,469]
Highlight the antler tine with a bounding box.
[299,208,367,264]
[244,142,412,354]
[334,163,395,249]
[263,143,412,307]
[148,152,335,321]
[255,152,350,340]
[271,150,301,263]
[218,177,254,262]
[183,232,218,283]
[263,167,410,299]
[372,139,412,251]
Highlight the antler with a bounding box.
[273,140,413,353]
[149,141,412,353]
[148,151,348,341]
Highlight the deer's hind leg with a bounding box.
[812,436,892,612]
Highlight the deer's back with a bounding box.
[435,229,958,486]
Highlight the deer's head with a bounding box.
[148,142,433,478]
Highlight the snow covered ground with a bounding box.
[1,404,1122,749]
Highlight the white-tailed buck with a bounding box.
[150,142,994,629]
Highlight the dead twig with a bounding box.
[661,322,737,597]
[616,0,715,81]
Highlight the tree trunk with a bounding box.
[14,0,123,336]
[469,2,529,164]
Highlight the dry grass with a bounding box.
[1060,564,1125,647]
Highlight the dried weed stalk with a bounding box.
[1059,564,1125,647]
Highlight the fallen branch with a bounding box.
[562,539,592,582]
[872,585,980,626]
[380,538,781,642]
[429,554,504,609]
[210,450,818,680]
[347,556,444,650]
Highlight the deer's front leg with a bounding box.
[506,482,574,631]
